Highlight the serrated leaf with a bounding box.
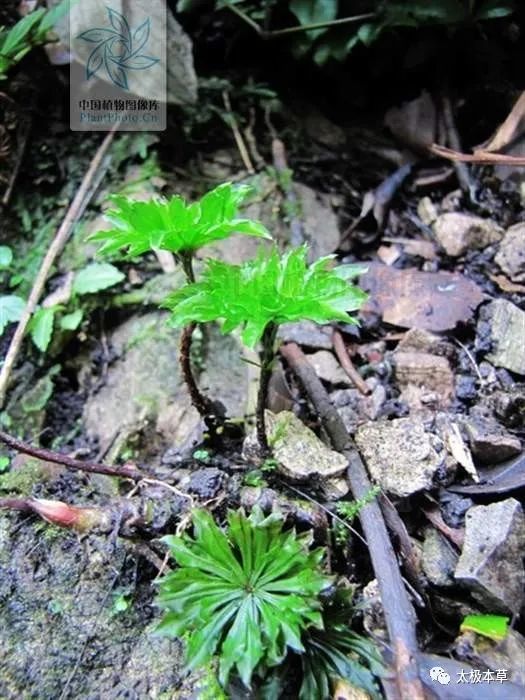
[0,245,12,268]
[0,295,25,335]
[29,307,56,353]
[73,263,124,295]
[89,182,271,259]
[164,245,368,347]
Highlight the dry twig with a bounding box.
[0,429,145,481]
[280,342,425,700]
[0,127,118,407]
[332,329,371,396]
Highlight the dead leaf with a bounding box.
[443,421,479,482]
[384,237,437,260]
[360,263,484,332]
[449,452,525,497]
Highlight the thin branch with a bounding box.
[266,13,376,37]
[279,342,425,700]
[222,91,255,173]
[0,429,145,481]
[222,2,376,38]
[0,126,118,408]
[332,329,371,396]
[430,143,525,165]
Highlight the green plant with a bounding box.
[0,0,71,79]
[334,487,380,546]
[179,1,515,66]
[90,182,271,434]
[156,507,330,688]
[164,245,367,452]
[460,614,509,642]
[297,589,383,699]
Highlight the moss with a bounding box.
[0,459,43,494]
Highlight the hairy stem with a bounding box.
[178,252,221,436]
[256,322,278,455]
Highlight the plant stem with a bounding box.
[256,322,278,455]
[222,2,376,39]
[178,252,221,436]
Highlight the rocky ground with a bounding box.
[0,40,524,700]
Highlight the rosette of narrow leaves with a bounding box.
[298,589,383,700]
[88,182,271,258]
[156,507,331,688]
[164,245,368,347]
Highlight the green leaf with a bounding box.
[156,506,331,688]
[474,0,515,19]
[0,246,13,268]
[164,245,368,347]
[73,263,125,295]
[0,456,10,472]
[289,0,338,38]
[29,307,56,352]
[59,309,83,331]
[0,295,25,335]
[89,183,271,259]
[460,614,509,641]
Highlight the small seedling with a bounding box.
[156,506,330,688]
[90,182,271,433]
[165,244,367,452]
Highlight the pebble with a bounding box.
[455,498,525,614]
[355,417,444,497]
[422,527,459,588]
[495,222,525,282]
[463,410,522,464]
[433,212,504,257]
[482,300,525,375]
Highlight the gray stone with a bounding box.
[187,468,223,499]
[355,418,444,497]
[455,498,525,614]
[83,313,250,457]
[258,410,347,481]
[495,222,525,282]
[484,300,525,375]
[433,212,503,257]
[463,411,522,464]
[278,321,333,350]
[422,527,458,587]
[306,350,352,386]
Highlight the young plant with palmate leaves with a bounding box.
[156,506,330,689]
[156,507,382,698]
[164,244,368,453]
[89,182,271,433]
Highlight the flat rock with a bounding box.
[433,212,504,257]
[263,410,347,481]
[360,263,484,332]
[394,350,454,410]
[83,313,249,456]
[495,222,525,282]
[455,498,525,614]
[306,350,352,386]
[483,300,525,375]
[422,527,459,587]
[463,410,522,464]
[355,418,444,497]
[278,321,333,350]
